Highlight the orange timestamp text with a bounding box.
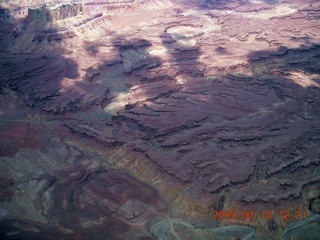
[212,209,308,220]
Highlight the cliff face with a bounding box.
[1,3,106,52]
[0,0,174,53]
[0,0,320,240]
[27,4,83,22]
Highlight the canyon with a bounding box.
[0,0,320,239]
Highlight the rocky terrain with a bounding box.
[0,0,320,239]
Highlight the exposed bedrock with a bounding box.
[2,0,320,199]
[28,4,84,22]
[1,0,320,239]
[0,164,165,239]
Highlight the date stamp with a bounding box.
[212,209,308,220]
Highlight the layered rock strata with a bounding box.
[27,4,83,22]
[0,0,320,239]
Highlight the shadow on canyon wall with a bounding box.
[1,4,319,115]
[1,3,320,240]
[0,6,85,114]
[0,7,143,240]
[0,7,13,35]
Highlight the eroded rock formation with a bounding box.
[28,4,83,22]
[0,0,320,239]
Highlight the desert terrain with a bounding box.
[0,0,320,239]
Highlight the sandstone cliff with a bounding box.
[27,4,83,22]
[0,0,319,239]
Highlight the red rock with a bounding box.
[0,124,41,150]
[85,171,160,204]
[0,0,320,239]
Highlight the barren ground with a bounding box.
[0,0,320,239]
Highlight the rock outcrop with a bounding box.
[27,4,83,22]
[0,0,319,239]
